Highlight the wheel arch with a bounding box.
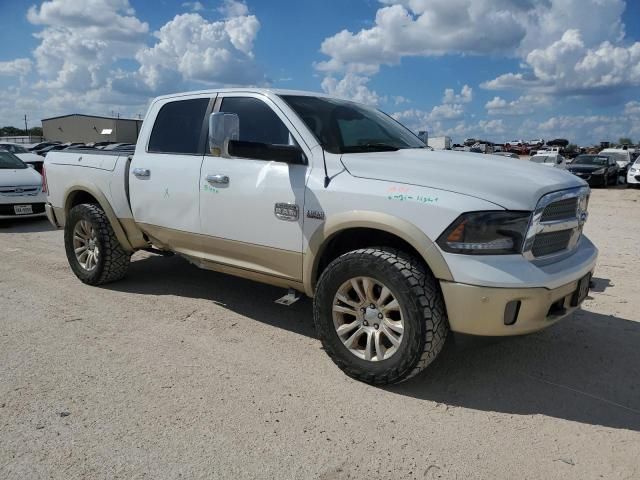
[303,211,453,296]
[62,182,134,253]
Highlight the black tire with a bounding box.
[313,248,448,385]
[64,204,130,285]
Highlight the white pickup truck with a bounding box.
[44,88,597,385]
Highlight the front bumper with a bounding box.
[627,171,640,184]
[439,235,598,336]
[441,275,590,336]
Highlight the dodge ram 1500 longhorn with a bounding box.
[44,89,597,385]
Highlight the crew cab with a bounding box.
[44,89,598,385]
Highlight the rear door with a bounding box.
[129,96,213,245]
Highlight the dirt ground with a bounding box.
[1,187,639,480]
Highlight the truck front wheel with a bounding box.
[313,248,448,385]
[64,204,130,285]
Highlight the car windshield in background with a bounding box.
[604,152,629,163]
[0,144,28,154]
[574,155,608,166]
[531,155,554,163]
[281,95,425,154]
[0,151,27,169]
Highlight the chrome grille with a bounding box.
[0,186,41,197]
[532,230,573,257]
[523,187,590,261]
[540,197,577,222]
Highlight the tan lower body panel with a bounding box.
[138,223,303,286]
[440,277,587,336]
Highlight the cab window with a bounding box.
[148,98,210,154]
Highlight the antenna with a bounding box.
[322,147,331,188]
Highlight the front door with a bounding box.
[198,94,309,281]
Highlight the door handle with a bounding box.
[206,174,229,185]
[132,168,150,178]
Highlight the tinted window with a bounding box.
[0,152,27,169]
[220,97,290,145]
[148,98,209,154]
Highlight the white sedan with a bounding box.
[529,152,567,169]
[627,158,640,188]
[0,151,47,219]
[0,142,45,173]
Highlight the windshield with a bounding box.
[0,144,28,154]
[531,155,556,164]
[280,95,425,154]
[603,151,629,163]
[573,155,608,166]
[0,151,27,169]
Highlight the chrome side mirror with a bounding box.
[208,112,239,157]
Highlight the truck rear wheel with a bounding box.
[64,204,130,285]
[313,248,448,385]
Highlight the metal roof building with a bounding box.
[41,114,143,144]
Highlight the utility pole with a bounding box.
[24,114,28,138]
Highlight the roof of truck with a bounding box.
[152,88,332,102]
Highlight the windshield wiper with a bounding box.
[342,143,401,153]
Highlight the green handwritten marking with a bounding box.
[203,184,219,193]
[387,194,438,204]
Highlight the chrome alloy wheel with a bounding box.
[73,219,100,271]
[332,276,405,361]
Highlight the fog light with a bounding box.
[504,300,521,326]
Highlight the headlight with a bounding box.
[593,168,605,174]
[437,211,531,255]
[631,168,637,173]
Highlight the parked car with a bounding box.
[493,152,520,159]
[38,144,69,157]
[600,148,633,177]
[0,151,46,219]
[43,88,597,385]
[529,153,567,169]
[29,141,61,152]
[0,142,45,173]
[626,157,640,188]
[567,154,619,186]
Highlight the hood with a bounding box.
[0,167,42,187]
[568,164,604,173]
[16,152,44,163]
[341,149,585,211]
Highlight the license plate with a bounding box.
[13,205,33,215]
[571,273,591,307]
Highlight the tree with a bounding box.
[619,137,632,145]
[29,127,43,137]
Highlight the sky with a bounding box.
[0,0,639,145]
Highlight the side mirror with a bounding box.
[556,158,562,164]
[208,112,239,157]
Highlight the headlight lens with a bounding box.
[630,168,637,173]
[437,211,531,255]
[593,168,605,174]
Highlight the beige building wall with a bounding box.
[42,115,143,143]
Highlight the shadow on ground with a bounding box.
[0,217,56,233]
[108,254,640,431]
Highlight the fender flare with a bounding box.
[63,182,135,253]
[303,210,453,296]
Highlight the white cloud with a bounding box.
[321,73,383,105]
[624,101,640,116]
[182,1,205,12]
[443,85,472,104]
[485,94,550,115]
[119,12,263,95]
[218,0,249,18]
[0,58,33,77]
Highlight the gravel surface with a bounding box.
[1,188,639,479]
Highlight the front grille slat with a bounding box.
[532,230,573,257]
[540,197,577,222]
